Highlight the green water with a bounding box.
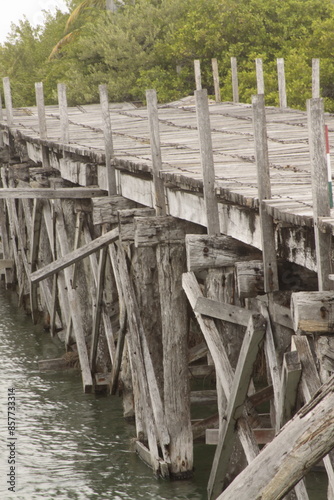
[0,284,328,499]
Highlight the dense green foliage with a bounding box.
[1,0,334,109]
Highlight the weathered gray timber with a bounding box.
[2,83,334,498]
[252,94,279,292]
[146,89,166,216]
[194,59,202,90]
[291,291,334,334]
[218,375,334,500]
[256,58,265,95]
[312,59,320,99]
[99,84,117,196]
[211,58,221,103]
[307,98,333,290]
[195,89,220,235]
[207,313,266,500]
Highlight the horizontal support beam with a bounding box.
[31,227,119,284]
[194,296,251,327]
[206,428,275,446]
[0,187,107,199]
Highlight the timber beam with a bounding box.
[0,187,107,199]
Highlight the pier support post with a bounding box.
[212,58,221,103]
[252,94,279,293]
[277,58,287,109]
[35,82,50,168]
[307,98,333,291]
[231,57,239,103]
[195,89,220,236]
[194,59,202,90]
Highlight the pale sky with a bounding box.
[0,0,68,44]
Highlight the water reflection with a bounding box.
[0,284,327,500]
[0,286,209,499]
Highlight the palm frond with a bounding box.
[65,0,106,34]
[48,30,80,60]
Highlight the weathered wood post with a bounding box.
[212,58,221,103]
[255,58,265,95]
[99,84,117,195]
[35,82,50,168]
[277,58,287,109]
[195,88,220,235]
[194,59,202,90]
[307,98,333,291]
[0,93,4,148]
[146,89,166,216]
[312,59,320,99]
[252,94,279,292]
[3,77,13,126]
[57,83,69,145]
[231,57,239,103]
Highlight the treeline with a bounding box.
[1,0,334,109]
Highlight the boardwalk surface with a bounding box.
[5,96,334,230]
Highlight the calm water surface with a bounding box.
[0,284,327,499]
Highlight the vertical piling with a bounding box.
[146,89,166,216]
[252,94,279,292]
[307,98,333,291]
[99,84,117,195]
[277,58,287,109]
[194,59,202,90]
[312,59,320,99]
[35,82,50,168]
[231,57,239,104]
[195,88,220,235]
[3,77,13,126]
[255,58,265,95]
[212,58,221,103]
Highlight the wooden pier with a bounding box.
[1,77,334,498]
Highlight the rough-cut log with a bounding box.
[157,228,193,478]
[186,235,261,272]
[92,196,139,225]
[291,291,334,334]
[218,375,334,500]
[276,351,302,433]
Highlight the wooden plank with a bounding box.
[182,271,260,464]
[0,187,107,199]
[292,335,334,493]
[312,58,320,99]
[90,246,108,373]
[194,296,251,327]
[30,226,119,284]
[206,428,275,446]
[53,200,93,393]
[207,313,266,500]
[276,350,302,432]
[117,243,170,470]
[218,375,334,500]
[195,89,220,235]
[29,198,43,324]
[146,89,166,215]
